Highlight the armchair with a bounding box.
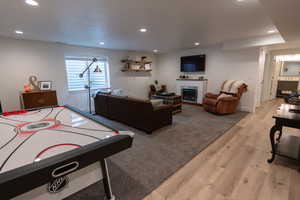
[203,81,248,114]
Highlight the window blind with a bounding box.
[65,57,109,91]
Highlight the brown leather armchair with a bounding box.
[203,82,248,114]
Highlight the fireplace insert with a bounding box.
[181,86,198,103]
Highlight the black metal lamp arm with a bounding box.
[79,58,98,78]
[79,58,98,114]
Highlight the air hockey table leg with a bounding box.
[100,159,116,200]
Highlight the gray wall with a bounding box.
[0,37,157,112]
[156,45,260,112]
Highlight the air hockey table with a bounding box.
[0,105,134,200]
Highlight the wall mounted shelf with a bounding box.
[121,69,152,72]
[121,56,152,72]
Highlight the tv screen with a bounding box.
[181,55,206,72]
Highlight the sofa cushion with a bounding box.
[107,95,153,123]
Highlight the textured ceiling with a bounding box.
[260,0,300,43]
[0,0,281,52]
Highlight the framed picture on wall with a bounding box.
[280,61,300,77]
[38,81,52,91]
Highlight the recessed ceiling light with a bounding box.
[139,28,147,33]
[153,49,159,53]
[194,42,200,46]
[268,30,276,34]
[25,0,39,6]
[99,42,105,45]
[237,0,244,2]
[15,30,24,35]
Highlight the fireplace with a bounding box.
[176,79,207,105]
[181,86,198,103]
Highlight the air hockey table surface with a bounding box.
[0,105,134,200]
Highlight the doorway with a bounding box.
[261,53,300,103]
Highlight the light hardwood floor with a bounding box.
[143,99,300,200]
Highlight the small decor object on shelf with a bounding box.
[121,56,131,70]
[29,76,40,91]
[39,81,52,91]
[139,56,147,70]
[121,56,152,72]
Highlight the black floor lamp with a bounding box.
[79,58,102,114]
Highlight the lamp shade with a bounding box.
[94,65,102,73]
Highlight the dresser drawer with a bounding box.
[22,91,58,109]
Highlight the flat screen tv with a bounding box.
[181,55,206,72]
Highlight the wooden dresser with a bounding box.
[21,90,58,109]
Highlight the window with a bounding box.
[65,57,110,91]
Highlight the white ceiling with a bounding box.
[260,0,300,42]
[0,0,287,52]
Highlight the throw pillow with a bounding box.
[112,89,125,96]
[150,99,163,108]
[217,93,232,101]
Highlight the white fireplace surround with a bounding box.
[176,80,208,104]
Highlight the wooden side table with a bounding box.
[21,90,58,109]
[152,95,182,114]
[268,104,300,169]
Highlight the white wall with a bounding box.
[0,37,157,112]
[0,36,263,113]
[256,48,267,107]
[156,45,260,112]
[261,52,273,102]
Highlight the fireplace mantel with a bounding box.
[176,79,208,104]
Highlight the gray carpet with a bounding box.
[66,105,247,200]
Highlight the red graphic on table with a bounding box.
[0,106,121,173]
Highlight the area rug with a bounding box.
[66,105,247,200]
